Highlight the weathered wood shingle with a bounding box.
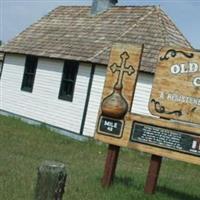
[0,48,4,62]
[0,54,3,62]
[2,6,192,73]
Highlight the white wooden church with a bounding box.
[0,0,192,138]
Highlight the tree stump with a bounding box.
[35,161,67,200]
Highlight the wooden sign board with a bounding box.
[95,45,200,194]
[95,43,143,146]
[95,44,200,193]
[95,44,200,164]
[149,47,200,124]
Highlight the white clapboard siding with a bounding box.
[131,72,154,116]
[0,54,155,138]
[83,65,106,137]
[1,54,91,133]
[0,63,3,109]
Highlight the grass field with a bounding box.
[0,115,200,200]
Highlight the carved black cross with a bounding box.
[110,51,135,89]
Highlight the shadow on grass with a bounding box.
[95,176,138,189]
[114,176,136,188]
[158,186,200,200]
[113,178,200,200]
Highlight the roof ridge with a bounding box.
[88,6,155,61]
[155,6,168,45]
[117,7,155,39]
[158,7,192,48]
[57,5,156,8]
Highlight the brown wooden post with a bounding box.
[101,144,120,187]
[144,154,162,194]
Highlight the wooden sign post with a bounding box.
[101,144,120,187]
[144,154,162,194]
[95,45,200,195]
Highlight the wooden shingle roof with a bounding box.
[0,52,4,62]
[3,6,192,73]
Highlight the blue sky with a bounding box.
[0,0,200,49]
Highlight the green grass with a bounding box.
[0,115,200,200]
